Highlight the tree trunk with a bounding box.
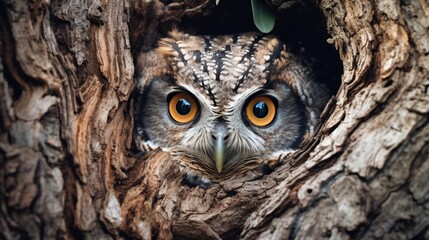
[0,0,428,239]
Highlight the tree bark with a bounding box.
[1,0,428,239]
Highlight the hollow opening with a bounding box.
[130,0,344,163]
[176,0,343,93]
[129,0,343,160]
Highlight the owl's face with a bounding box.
[134,31,326,179]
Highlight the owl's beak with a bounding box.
[214,121,228,173]
[215,136,224,173]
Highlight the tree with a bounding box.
[0,0,428,239]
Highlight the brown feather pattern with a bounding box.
[134,31,330,182]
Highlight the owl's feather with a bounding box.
[134,31,329,183]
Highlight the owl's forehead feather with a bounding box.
[156,31,298,107]
[158,32,280,62]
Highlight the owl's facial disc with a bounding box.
[134,32,331,181]
[166,90,276,174]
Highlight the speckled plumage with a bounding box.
[134,31,329,183]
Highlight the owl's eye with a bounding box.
[168,92,199,124]
[245,96,277,127]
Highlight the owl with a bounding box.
[134,31,329,186]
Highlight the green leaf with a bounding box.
[251,0,275,33]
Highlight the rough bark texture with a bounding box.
[0,0,428,239]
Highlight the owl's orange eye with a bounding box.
[245,96,276,127]
[168,92,199,124]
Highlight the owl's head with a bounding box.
[134,31,329,180]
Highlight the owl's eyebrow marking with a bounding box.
[264,41,284,72]
[233,63,253,92]
[239,35,264,64]
[213,50,226,81]
[170,42,188,65]
[189,67,218,106]
[207,85,217,106]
